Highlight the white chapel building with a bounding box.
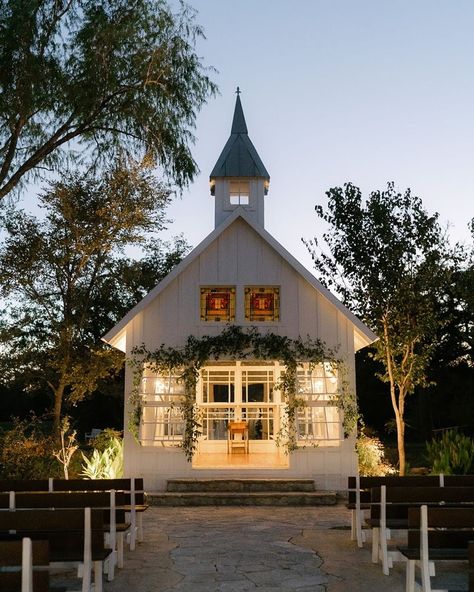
[103,93,377,491]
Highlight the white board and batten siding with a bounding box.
[132,217,354,352]
[111,214,370,491]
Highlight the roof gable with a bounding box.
[103,209,377,350]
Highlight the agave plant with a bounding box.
[81,437,123,479]
[426,429,474,475]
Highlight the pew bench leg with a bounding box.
[372,527,379,563]
[406,559,416,592]
[137,513,144,542]
[106,550,116,581]
[94,560,103,592]
[126,512,137,551]
[351,509,356,540]
[117,533,124,568]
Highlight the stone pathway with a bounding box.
[97,505,408,592]
[52,504,470,591]
[164,509,326,591]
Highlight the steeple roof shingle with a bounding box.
[210,93,270,180]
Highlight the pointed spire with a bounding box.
[210,89,269,181]
[231,88,248,135]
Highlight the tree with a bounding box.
[0,0,217,200]
[305,182,453,474]
[0,161,187,432]
[437,220,474,367]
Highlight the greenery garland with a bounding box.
[129,325,357,460]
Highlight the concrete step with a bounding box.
[166,478,316,493]
[149,490,337,507]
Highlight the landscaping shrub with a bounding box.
[0,416,59,479]
[356,431,396,476]
[426,429,474,475]
[81,436,123,479]
[90,428,123,452]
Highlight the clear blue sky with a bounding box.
[163,0,474,270]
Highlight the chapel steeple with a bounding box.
[210,89,270,228]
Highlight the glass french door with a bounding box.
[198,363,280,446]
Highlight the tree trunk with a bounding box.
[396,412,406,475]
[52,382,66,436]
[383,322,407,475]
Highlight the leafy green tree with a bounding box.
[0,0,216,200]
[437,220,474,367]
[305,182,453,474]
[0,161,187,432]
[415,221,474,437]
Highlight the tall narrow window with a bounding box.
[139,369,185,445]
[245,287,280,321]
[295,363,341,445]
[229,180,249,205]
[200,287,235,322]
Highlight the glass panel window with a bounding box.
[295,362,341,445]
[201,369,235,403]
[139,368,185,445]
[198,365,276,442]
[202,407,234,440]
[229,179,249,205]
[200,287,235,322]
[244,287,280,322]
[241,369,274,403]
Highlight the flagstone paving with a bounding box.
[99,505,410,592]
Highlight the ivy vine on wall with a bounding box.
[128,325,357,461]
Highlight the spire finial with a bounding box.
[231,88,247,135]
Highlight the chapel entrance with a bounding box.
[194,362,286,464]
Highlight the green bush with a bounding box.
[356,432,396,476]
[81,436,123,479]
[90,428,123,452]
[426,429,474,475]
[0,416,60,479]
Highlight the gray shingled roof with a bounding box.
[210,94,270,180]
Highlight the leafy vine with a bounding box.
[128,325,357,460]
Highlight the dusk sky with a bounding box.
[163,0,474,271]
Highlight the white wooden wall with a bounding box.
[121,217,358,489]
[128,218,354,354]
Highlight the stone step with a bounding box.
[166,478,316,493]
[149,490,337,507]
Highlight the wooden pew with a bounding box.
[398,505,474,592]
[347,475,442,547]
[0,490,129,580]
[0,478,147,551]
[0,508,110,592]
[0,480,50,493]
[0,538,49,592]
[50,478,148,549]
[369,485,474,575]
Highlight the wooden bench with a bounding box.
[0,508,111,592]
[369,485,474,575]
[0,538,50,592]
[0,490,129,580]
[347,475,443,547]
[398,505,474,592]
[50,478,147,549]
[0,480,50,493]
[0,478,147,551]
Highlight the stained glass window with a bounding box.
[200,287,235,321]
[244,287,280,321]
